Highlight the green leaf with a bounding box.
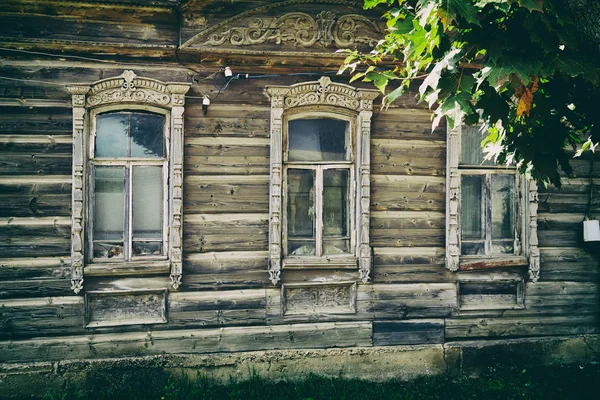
[442,0,482,27]
[373,73,389,93]
[519,0,544,12]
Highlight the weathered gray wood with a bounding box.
[0,217,70,258]
[370,211,445,247]
[0,296,84,339]
[361,283,457,319]
[371,108,445,140]
[184,214,269,252]
[371,139,445,176]
[371,175,445,212]
[0,176,71,217]
[446,315,599,339]
[539,247,600,282]
[0,107,72,135]
[0,322,374,363]
[85,290,167,328]
[373,319,445,346]
[169,289,267,328]
[0,279,73,299]
[0,257,70,281]
[184,175,269,214]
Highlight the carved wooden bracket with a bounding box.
[66,71,190,293]
[265,77,379,285]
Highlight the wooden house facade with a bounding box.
[0,0,598,377]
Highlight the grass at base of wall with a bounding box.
[40,363,600,400]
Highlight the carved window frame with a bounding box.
[67,71,190,293]
[445,124,540,281]
[265,77,379,285]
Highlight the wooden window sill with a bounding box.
[459,256,528,271]
[84,260,170,277]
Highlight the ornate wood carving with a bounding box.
[282,282,357,315]
[67,71,190,293]
[265,78,379,286]
[445,126,460,271]
[527,180,540,282]
[181,1,382,51]
[66,86,89,294]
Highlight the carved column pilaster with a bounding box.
[265,89,286,285]
[66,86,89,294]
[528,180,540,282]
[446,126,460,271]
[167,84,190,289]
[357,109,372,283]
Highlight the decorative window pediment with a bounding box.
[66,71,190,293]
[265,77,379,285]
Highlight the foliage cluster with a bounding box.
[341,0,600,186]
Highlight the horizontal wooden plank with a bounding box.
[371,139,445,176]
[0,217,70,258]
[371,108,444,140]
[0,322,373,362]
[372,247,451,283]
[0,296,84,339]
[445,315,599,339]
[184,213,269,252]
[0,177,71,217]
[169,289,267,328]
[0,13,177,46]
[373,319,444,346]
[539,247,600,282]
[361,283,457,319]
[371,174,445,212]
[0,107,72,135]
[184,175,269,214]
[0,257,70,280]
[0,279,73,299]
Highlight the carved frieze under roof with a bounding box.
[180,0,384,55]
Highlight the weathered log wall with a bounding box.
[0,0,598,363]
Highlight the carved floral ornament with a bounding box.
[67,70,191,108]
[181,2,383,50]
[265,76,380,111]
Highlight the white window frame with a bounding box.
[87,106,170,263]
[67,71,190,293]
[265,77,379,285]
[445,124,540,281]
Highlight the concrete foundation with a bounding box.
[1,335,599,399]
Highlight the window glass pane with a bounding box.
[132,166,163,240]
[130,113,164,158]
[287,169,315,255]
[460,125,494,166]
[288,119,348,161]
[133,241,163,256]
[323,239,350,255]
[322,169,350,254]
[95,113,129,157]
[492,174,515,254]
[461,175,484,240]
[93,167,125,258]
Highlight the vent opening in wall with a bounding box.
[458,280,524,311]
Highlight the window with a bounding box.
[265,77,379,285]
[67,71,190,293]
[446,125,540,281]
[285,117,353,258]
[90,111,167,261]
